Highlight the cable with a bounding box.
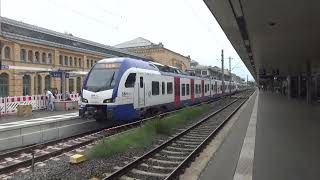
[46,0,119,30]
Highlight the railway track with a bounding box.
[0,94,230,175]
[103,92,252,180]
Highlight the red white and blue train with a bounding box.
[79,58,244,124]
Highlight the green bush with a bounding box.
[88,104,211,158]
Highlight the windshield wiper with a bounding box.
[109,72,115,87]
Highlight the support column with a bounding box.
[287,76,291,99]
[306,62,312,104]
[297,75,301,98]
[315,75,318,100]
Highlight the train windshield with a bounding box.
[84,63,120,92]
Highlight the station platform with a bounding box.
[0,109,100,152]
[0,109,79,125]
[199,90,320,180]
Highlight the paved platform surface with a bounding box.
[199,90,257,180]
[199,91,320,180]
[0,110,78,125]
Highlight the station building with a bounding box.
[0,17,150,97]
[115,37,191,71]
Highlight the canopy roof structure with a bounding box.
[204,0,320,81]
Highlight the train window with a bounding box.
[162,82,165,94]
[152,81,160,95]
[182,84,186,96]
[195,84,198,94]
[125,73,136,88]
[186,84,190,95]
[196,84,200,94]
[140,77,143,88]
[167,82,173,94]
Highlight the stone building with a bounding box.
[115,37,191,71]
[0,17,149,97]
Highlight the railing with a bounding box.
[0,93,80,116]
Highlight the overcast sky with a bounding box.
[2,0,253,81]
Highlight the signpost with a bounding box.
[49,71,69,78]
[0,64,9,70]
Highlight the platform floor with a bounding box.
[199,90,320,180]
[0,109,78,125]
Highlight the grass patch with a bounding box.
[88,103,211,158]
[152,104,211,135]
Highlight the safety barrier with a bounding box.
[0,94,80,116]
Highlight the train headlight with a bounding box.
[103,98,113,103]
[82,97,88,103]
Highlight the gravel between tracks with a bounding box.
[9,96,241,180]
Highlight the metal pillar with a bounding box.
[221,49,225,95]
[61,71,66,100]
[297,75,301,98]
[229,57,232,93]
[315,75,318,100]
[306,62,312,104]
[287,76,291,99]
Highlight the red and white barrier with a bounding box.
[0,93,80,116]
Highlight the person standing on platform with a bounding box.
[45,89,54,111]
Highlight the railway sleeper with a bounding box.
[155,153,187,160]
[136,163,174,174]
[166,145,194,152]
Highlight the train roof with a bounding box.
[97,57,229,82]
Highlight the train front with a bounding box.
[79,60,121,122]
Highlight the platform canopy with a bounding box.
[204,0,320,81]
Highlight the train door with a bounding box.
[201,80,204,99]
[174,77,181,107]
[215,81,218,95]
[191,79,195,103]
[135,75,145,108]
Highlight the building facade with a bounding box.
[115,37,191,71]
[188,60,244,84]
[0,17,149,97]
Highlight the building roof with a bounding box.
[0,17,150,61]
[114,37,157,48]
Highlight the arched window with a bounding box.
[69,56,73,66]
[59,55,63,65]
[69,78,74,93]
[23,75,31,96]
[79,58,82,67]
[48,53,52,64]
[0,73,9,97]
[76,77,81,93]
[87,59,89,68]
[74,57,77,67]
[28,50,33,62]
[64,56,68,66]
[45,75,51,90]
[20,49,26,61]
[91,60,93,67]
[34,75,42,95]
[42,52,46,63]
[4,46,11,59]
[35,51,40,62]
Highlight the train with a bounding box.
[79,57,245,124]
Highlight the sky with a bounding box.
[2,0,254,81]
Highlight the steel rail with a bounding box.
[0,93,228,174]
[103,98,241,180]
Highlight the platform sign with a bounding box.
[50,71,62,77]
[0,65,9,70]
[50,72,70,78]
